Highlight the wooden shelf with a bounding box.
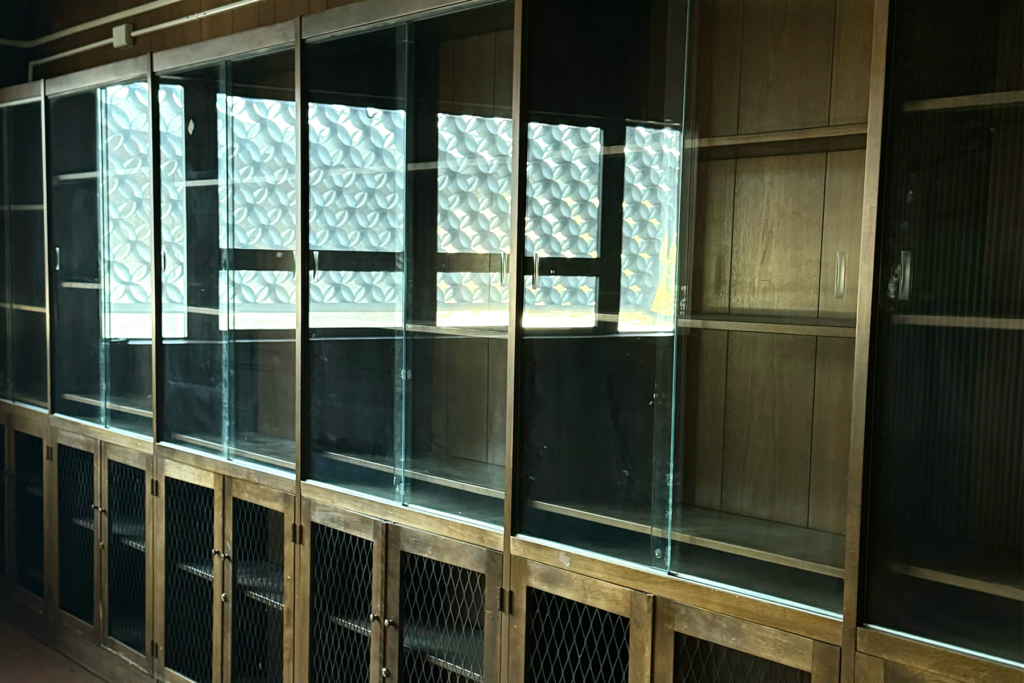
[172,432,296,469]
[178,561,214,582]
[691,124,868,160]
[904,90,1024,113]
[405,324,507,340]
[62,393,153,419]
[59,281,101,290]
[529,500,844,577]
[54,171,98,182]
[0,204,44,211]
[111,518,146,553]
[890,542,1024,602]
[0,303,47,313]
[893,314,1024,331]
[237,561,285,610]
[13,394,48,410]
[680,314,856,338]
[71,515,95,532]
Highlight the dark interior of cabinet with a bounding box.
[309,523,373,683]
[107,460,146,653]
[165,477,215,683]
[232,498,285,683]
[400,552,486,682]
[57,443,95,624]
[160,52,296,469]
[49,89,152,434]
[1,101,47,406]
[14,430,43,597]
[306,5,512,525]
[673,633,809,683]
[0,424,5,575]
[863,0,1023,662]
[524,587,630,683]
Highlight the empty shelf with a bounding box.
[692,123,868,159]
[327,614,371,637]
[241,587,285,610]
[171,432,295,469]
[22,484,44,499]
[178,561,215,582]
[904,90,1024,113]
[111,518,146,553]
[62,393,153,418]
[317,450,504,499]
[236,561,285,610]
[892,314,1024,331]
[890,542,1024,601]
[405,324,508,340]
[71,515,95,532]
[55,171,98,181]
[59,281,101,290]
[529,501,845,577]
[403,623,484,683]
[679,314,856,338]
[0,204,44,211]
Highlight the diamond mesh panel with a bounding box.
[165,478,214,683]
[399,552,486,683]
[309,523,373,683]
[525,588,630,683]
[232,499,285,683]
[14,431,44,596]
[58,444,95,624]
[673,635,810,683]
[0,424,5,577]
[107,460,146,652]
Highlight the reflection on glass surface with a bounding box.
[863,0,1023,662]
[0,100,48,407]
[159,49,297,470]
[50,82,153,434]
[307,3,514,525]
[515,0,683,571]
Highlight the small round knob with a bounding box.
[99,541,105,550]
[221,593,227,603]
[383,618,397,629]
[369,613,379,623]
[381,668,390,679]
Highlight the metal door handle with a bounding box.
[54,246,60,272]
[898,250,912,301]
[383,618,397,628]
[834,251,847,299]
[311,250,320,282]
[531,253,539,289]
[221,593,227,603]
[499,253,508,288]
[369,613,380,622]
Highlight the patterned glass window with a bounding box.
[673,634,810,683]
[309,524,373,683]
[525,588,630,683]
[99,83,152,340]
[158,84,188,338]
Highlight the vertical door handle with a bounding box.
[834,251,847,299]
[898,250,912,301]
[499,253,508,288]
[311,250,320,282]
[531,253,539,289]
[54,246,60,272]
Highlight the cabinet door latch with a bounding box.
[151,479,160,497]
[291,523,303,545]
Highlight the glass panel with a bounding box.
[306,2,513,525]
[863,0,1023,664]
[159,48,297,470]
[516,0,684,568]
[1,101,47,407]
[49,82,152,434]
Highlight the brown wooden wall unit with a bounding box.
[0,0,1020,682]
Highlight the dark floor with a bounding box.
[0,619,103,683]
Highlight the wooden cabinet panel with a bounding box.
[809,337,855,534]
[694,0,744,136]
[721,332,817,527]
[692,160,735,314]
[680,330,728,511]
[737,0,836,133]
[829,0,874,124]
[730,154,827,317]
[819,150,866,319]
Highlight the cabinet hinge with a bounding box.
[507,589,513,616]
[46,445,53,461]
[498,587,504,613]
[291,523,303,545]
[151,478,160,497]
[151,640,160,658]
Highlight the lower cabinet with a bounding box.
[9,418,47,602]
[509,558,652,683]
[297,499,503,683]
[50,427,153,666]
[155,459,295,683]
[653,598,839,683]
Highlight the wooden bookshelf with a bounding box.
[893,314,1024,331]
[904,90,1024,113]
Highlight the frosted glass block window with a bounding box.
[618,126,681,332]
[158,84,187,339]
[309,103,406,253]
[219,270,296,331]
[437,272,508,328]
[99,82,153,340]
[525,122,603,258]
[523,276,598,328]
[310,271,403,329]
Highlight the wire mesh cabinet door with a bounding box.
[51,428,101,640]
[155,459,224,683]
[10,417,47,602]
[100,443,152,670]
[223,479,295,683]
[508,557,654,683]
[384,526,503,683]
[296,499,385,683]
[651,598,839,683]
[1,414,7,584]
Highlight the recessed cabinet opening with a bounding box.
[13,430,44,597]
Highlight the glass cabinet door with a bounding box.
[49,80,153,435]
[514,0,685,567]
[305,1,513,525]
[158,48,297,470]
[863,0,1023,663]
[0,100,47,408]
